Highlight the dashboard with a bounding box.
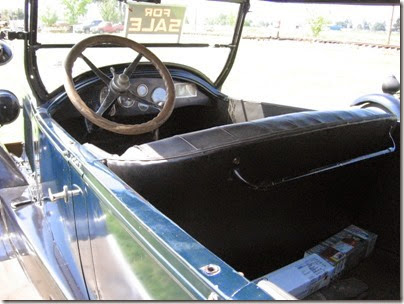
[97,77,211,117]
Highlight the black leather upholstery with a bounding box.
[108,108,396,177]
[106,108,397,279]
[107,108,397,200]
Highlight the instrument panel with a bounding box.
[98,77,208,116]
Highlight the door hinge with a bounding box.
[3,31,30,41]
[62,150,85,177]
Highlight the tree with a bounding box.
[10,8,24,20]
[41,7,58,27]
[61,0,92,25]
[336,21,346,28]
[244,19,252,27]
[362,21,370,30]
[100,0,120,23]
[309,16,329,37]
[207,13,237,26]
[0,9,10,21]
[258,21,270,27]
[372,22,386,32]
[393,17,400,32]
[336,19,352,29]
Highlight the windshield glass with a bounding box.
[37,0,240,92]
[222,1,400,110]
[34,0,400,110]
[38,0,239,44]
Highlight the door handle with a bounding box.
[48,185,82,203]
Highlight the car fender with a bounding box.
[352,93,400,120]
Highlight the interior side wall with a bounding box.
[228,99,309,123]
[353,130,400,255]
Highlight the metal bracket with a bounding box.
[6,31,30,41]
[10,188,36,210]
[48,185,82,204]
[11,196,34,210]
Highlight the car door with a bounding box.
[24,99,89,299]
[105,22,113,32]
[66,151,189,300]
[68,160,98,299]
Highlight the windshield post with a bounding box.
[25,0,49,101]
[214,0,250,89]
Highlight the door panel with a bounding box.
[70,168,98,299]
[73,175,193,300]
[37,129,88,299]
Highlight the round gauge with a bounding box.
[118,96,135,108]
[99,86,108,103]
[138,103,149,112]
[151,87,167,104]
[136,84,148,97]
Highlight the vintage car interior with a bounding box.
[0,0,399,300]
[48,35,400,300]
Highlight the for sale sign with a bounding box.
[126,3,186,35]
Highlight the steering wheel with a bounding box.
[64,35,175,135]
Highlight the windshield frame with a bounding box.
[24,0,250,102]
[23,0,398,102]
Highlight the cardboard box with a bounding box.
[304,225,377,277]
[255,254,335,299]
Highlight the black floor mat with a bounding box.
[339,248,400,300]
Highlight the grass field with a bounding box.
[0,37,400,144]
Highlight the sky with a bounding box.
[0,0,400,26]
[248,1,400,25]
[0,0,23,10]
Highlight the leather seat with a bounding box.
[105,108,397,279]
[107,108,397,192]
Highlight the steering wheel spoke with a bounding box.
[96,88,118,116]
[79,54,110,85]
[124,53,143,77]
[126,91,160,111]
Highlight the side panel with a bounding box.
[33,106,273,300]
[37,129,89,299]
[69,170,98,299]
[22,98,89,299]
[84,188,193,300]
[70,166,193,300]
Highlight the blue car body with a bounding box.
[0,0,400,300]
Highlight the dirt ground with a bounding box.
[0,37,400,143]
[223,39,400,110]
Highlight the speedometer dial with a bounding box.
[151,87,167,105]
[136,84,148,97]
[118,96,135,108]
